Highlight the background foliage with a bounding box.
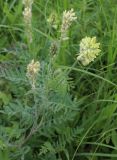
[1,0,117,159]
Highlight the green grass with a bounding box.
[1,0,117,160]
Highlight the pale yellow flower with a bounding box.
[22,0,33,43]
[26,59,40,89]
[77,36,101,66]
[60,8,77,40]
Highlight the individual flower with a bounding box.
[26,59,40,89]
[60,8,77,40]
[77,36,101,66]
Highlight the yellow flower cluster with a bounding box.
[26,59,40,89]
[77,37,101,66]
[60,8,77,40]
[23,0,33,43]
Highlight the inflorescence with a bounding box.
[77,36,101,66]
[26,59,40,89]
[23,0,33,43]
[60,8,77,41]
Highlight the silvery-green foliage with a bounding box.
[0,57,81,160]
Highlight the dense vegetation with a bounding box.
[1,0,117,159]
